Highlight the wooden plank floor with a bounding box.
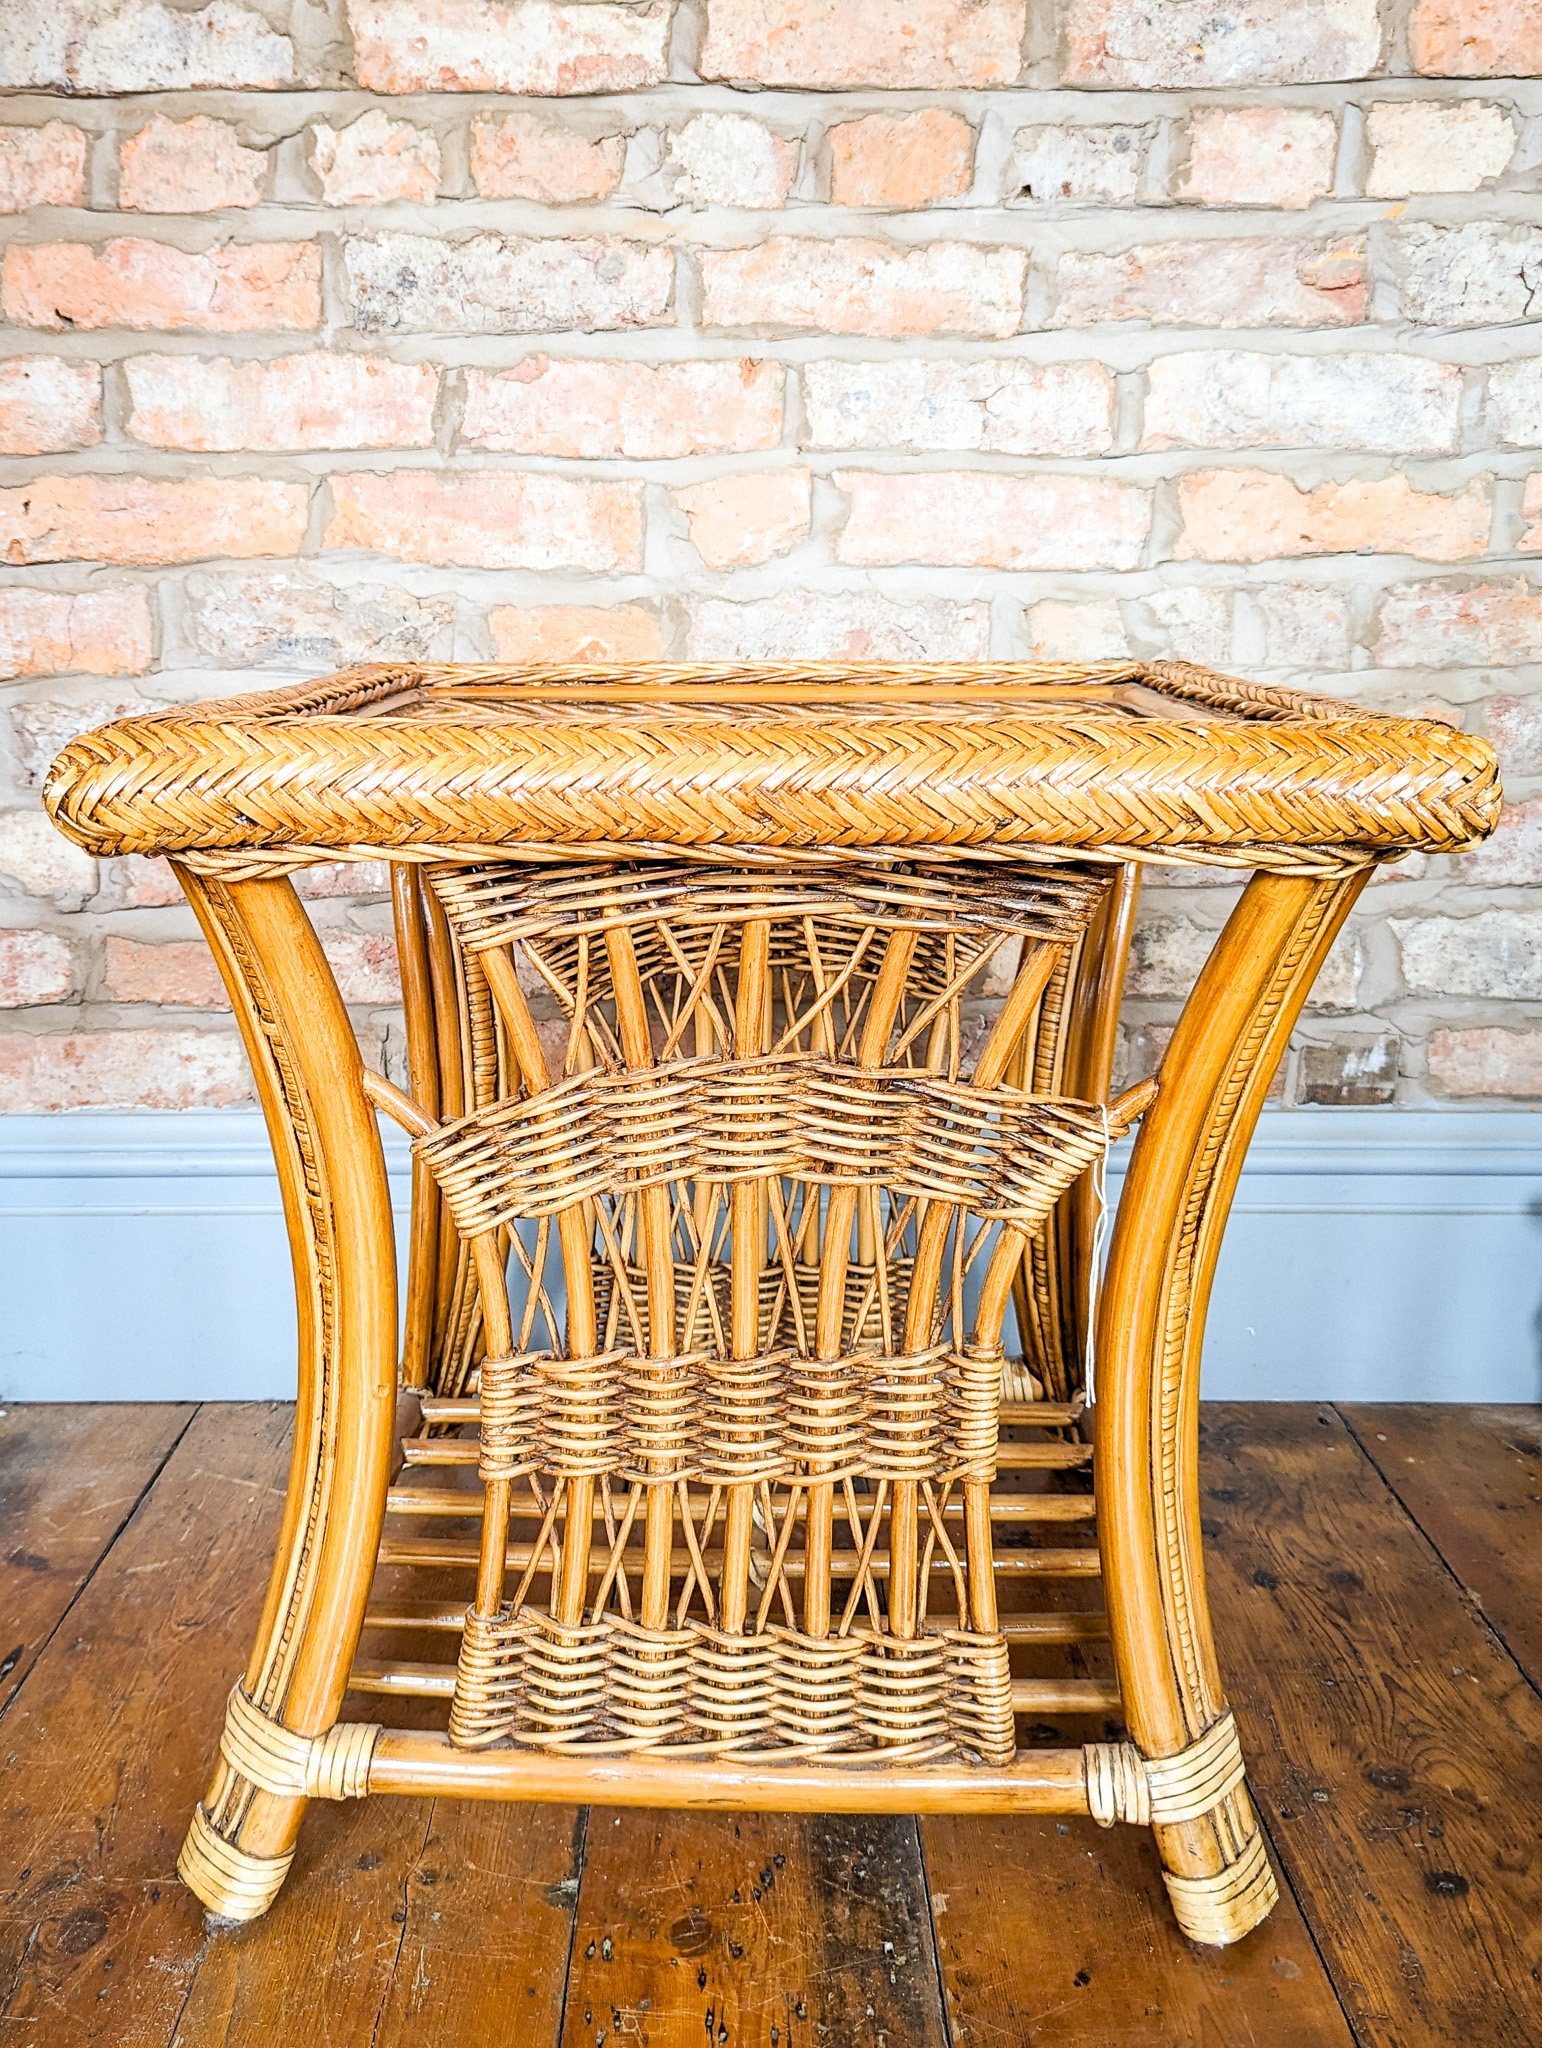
[1,1402,1537,2047]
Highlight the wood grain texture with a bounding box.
[1339,1404,1542,1689]
[1200,1404,1542,2048]
[0,1404,293,2043]
[923,1812,1355,2048]
[559,1810,948,2048]
[0,1402,193,1714]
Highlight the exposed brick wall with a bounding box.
[1,0,1540,1111]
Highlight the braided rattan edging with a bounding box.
[43,660,1500,875]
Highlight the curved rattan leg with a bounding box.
[172,871,398,1920]
[1095,868,1370,1945]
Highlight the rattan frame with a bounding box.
[44,660,1499,1948]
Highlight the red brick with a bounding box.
[0,358,101,456]
[2,239,321,334]
[347,0,672,93]
[124,352,439,452]
[1052,236,1365,328]
[0,121,86,212]
[471,112,624,202]
[0,587,152,678]
[326,470,643,571]
[1177,107,1337,209]
[702,0,1025,87]
[1063,0,1381,86]
[0,1027,251,1111]
[674,469,811,568]
[1376,578,1542,666]
[829,109,974,208]
[119,116,265,213]
[1428,1027,1542,1097]
[462,356,782,458]
[0,929,74,1006]
[670,113,797,208]
[343,231,672,335]
[1175,469,1489,564]
[834,470,1150,570]
[702,237,1025,339]
[802,358,1112,456]
[0,476,308,567]
[489,604,663,660]
[311,110,440,206]
[322,930,401,1004]
[103,936,227,1007]
[1410,0,1542,75]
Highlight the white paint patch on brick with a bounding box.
[1395,909,1542,999]
[1388,221,1542,327]
[1143,350,1462,454]
[0,810,97,899]
[15,0,298,94]
[312,111,441,207]
[0,356,101,455]
[1365,100,1515,196]
[684,591,991,660]
[181,572,454,667]
[1025,597,1129,660]
[1009,125,1151,207]
[834,469,1151,570]
[1489,359,1542,450]
[668,114,796,209]
[802,358,1114,456]
[343,231,673,334]
[0,122,87,212]
[1062,0,1381,88]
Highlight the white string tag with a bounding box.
[1084,1100,1113,1411]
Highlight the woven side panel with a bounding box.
[445,1607,1015,1762]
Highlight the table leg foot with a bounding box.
[178,1796,299,1923]
[1159,1796,1279,1947]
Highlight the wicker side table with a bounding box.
[47,659,1497,1945]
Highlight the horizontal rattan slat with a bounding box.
[43,660,1499,875]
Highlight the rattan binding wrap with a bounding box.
[44,660,1499,879]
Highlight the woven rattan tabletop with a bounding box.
[44,657,1499,878]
